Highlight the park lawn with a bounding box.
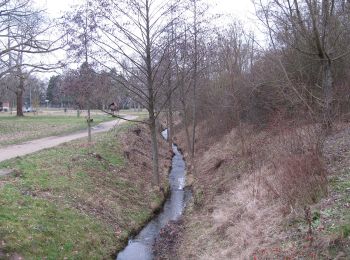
[0,125,168,259]
[0,114,113,147]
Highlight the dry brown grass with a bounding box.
[254,124,328,213]
[174,120,329,259]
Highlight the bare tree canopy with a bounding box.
[83,0,185,186]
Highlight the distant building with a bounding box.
[0,101,10,112]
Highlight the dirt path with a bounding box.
[0,115,136,163]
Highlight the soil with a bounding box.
[153,220,185,260]
[0,169,13,177]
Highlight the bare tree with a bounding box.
[255,0,350,130]
[214,23,255,154]
[93,0,183,187]
[64,0,99,142]
[170,0,212,162]
[190,0,199,159]
[173,24,193,154]
[2,0,65,116]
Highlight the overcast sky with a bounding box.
[38,0,257,26]
[34,0,260,80]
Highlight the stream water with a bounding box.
[116,129,190,260]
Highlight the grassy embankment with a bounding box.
[0,114,115,148]
[169,122,350,259]
[0,123,171,259]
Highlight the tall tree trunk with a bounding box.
[179,76,192,154]
[181,99,192,155]
[146,0,160,187]
[166,109,169,136]
[167,86,173,150]
[191,83,197,159]
[322,59,333,131]
[16,76,24,117]
[87,103,92,143]
[84,2,91,143]
[150,112,160,186]
[168,96,174,148]
[191,0,198,160]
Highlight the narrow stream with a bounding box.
[116,129,190,260]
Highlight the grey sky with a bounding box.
[34,0,260,80]
[36,0,260,37]
[38,0,256,23]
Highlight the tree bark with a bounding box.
[179,76,192,154]
[16,76,24,117]
[87,103,92,143]
[150,113,160,186]
[322,59,333,130]
[167,87,174,150]
[191,0,198,160]
[169,98,174,148]
[181,99,192,154]
[146,0,160,187]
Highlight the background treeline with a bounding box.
[158,0,350,158]
[1,0,350,186]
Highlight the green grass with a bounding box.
[0,125,166,259]
[0,114,114,147]
[313,170,350,257]
[0,185,116,259]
